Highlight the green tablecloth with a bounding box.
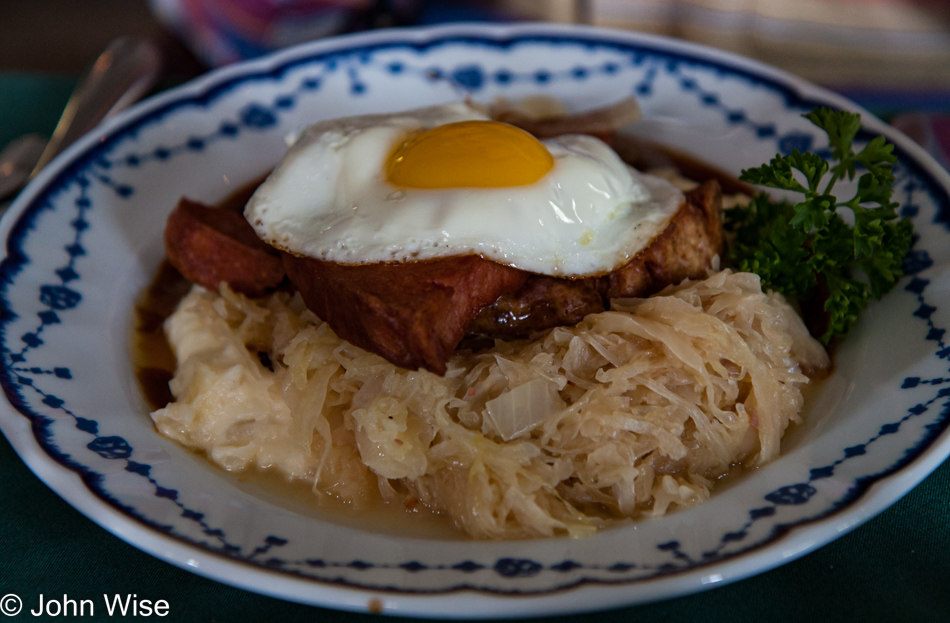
[1,73,948,622]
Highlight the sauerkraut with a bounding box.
[151,270,828,539]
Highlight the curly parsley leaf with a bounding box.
[727,107,913,343]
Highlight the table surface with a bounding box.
[1,4,949,621]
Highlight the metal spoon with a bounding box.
[0,37,162,209]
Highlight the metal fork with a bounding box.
[0,37,162,212]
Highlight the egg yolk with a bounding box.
[386,120,554,189]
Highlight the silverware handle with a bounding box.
[31,37,162,175]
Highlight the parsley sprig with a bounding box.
[727,107,913,342]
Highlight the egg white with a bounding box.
[245,102,684,277]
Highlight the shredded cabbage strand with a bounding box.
[152,270,828,539]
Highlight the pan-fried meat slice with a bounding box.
[163,177,720,373]
[282,254,528,375]
[164,198,285,296]
[469,180,723,337]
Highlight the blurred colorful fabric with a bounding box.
[150,0,950,91]
[585,0,950,89]
[148,0,417,66]
[892,113,950,171]
[495,0,950,90]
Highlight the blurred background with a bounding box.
[4,0,950,87]
[2,0,949,168]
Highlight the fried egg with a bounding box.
[245,102,684,277]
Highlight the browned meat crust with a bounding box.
[467,275,606,338]
[164,198,285,296]
[606,179,723,298]
[282,254,528,375]
[469,180,723,338]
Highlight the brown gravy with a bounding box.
[132,258,465,538]
[131,260,189,411]
[132,177,266,411]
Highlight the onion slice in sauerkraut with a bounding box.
[151,270,829,539]
[484,377,567,441]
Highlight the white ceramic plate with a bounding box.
[1,23,949,618]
